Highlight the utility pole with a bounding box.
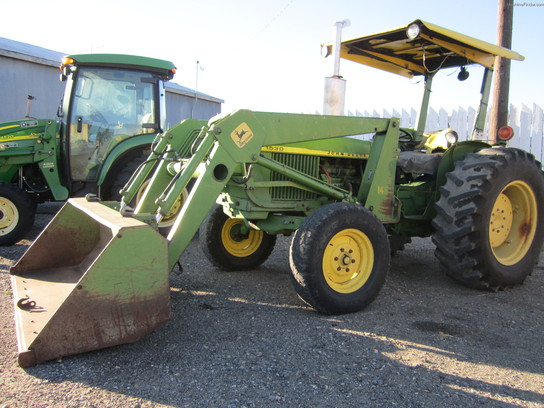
[489,0,514,143]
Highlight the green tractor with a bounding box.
[0,54,176,245]
[10,20,544,367]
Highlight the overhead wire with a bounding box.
[243,0,296,46]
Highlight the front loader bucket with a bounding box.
[10,198,170,367]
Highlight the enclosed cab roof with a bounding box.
[337,19,524,78]
[63,53,177,80]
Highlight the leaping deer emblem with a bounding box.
[231,123,254,148]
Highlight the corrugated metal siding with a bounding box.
[165,91,222,128]
[0,37,222,125]
[0,57,64,121]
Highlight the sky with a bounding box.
[2,0,543,115]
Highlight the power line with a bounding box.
[245,0,296,45]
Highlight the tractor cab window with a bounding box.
[68,67,158,181]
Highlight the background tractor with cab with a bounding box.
[9,20,544,368]
[0,54,176,245]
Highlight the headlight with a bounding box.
[406,23,421,40]
[321,44,332,58]
[457,66,469,81]
[445,130,458,145]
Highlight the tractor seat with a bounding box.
[397,151,443,175]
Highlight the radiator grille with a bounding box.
[270,153,319,200]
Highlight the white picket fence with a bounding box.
[345,104,544,164]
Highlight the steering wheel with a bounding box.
[399,128,413,142]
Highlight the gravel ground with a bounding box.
[1,202,543,408]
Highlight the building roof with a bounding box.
[0,36,223,103]
[0,36,64,67]
[165,82,224,104]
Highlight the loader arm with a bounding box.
[125,110,399,269]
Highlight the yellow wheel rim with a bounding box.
[221,218,263,257]
[0,197,18,235]
[489,180,537,265]
[322,228,374,294]
[136,179,188,228]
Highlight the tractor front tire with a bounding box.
[289,202,390,314]
[199,205,277,271]
[432,147,544,290]
[0,183,35,246]
[107,150,188,231]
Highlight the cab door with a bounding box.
[66,67,160,183]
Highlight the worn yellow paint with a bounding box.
[489,180,537,266]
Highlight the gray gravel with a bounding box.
[1,202,543,407]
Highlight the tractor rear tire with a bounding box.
[105,150,149,202]
[0,182,35,246]
[199,205,277,271]
[289,202,390,314]
[432,147,544,290]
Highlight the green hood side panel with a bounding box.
[0,119,69,199]
[0,119,49,182]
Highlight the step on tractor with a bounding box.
[0,54,176,245]
[10,20,544,367]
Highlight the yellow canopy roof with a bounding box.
[337,20,524,78]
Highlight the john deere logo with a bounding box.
[231,123,253,148]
